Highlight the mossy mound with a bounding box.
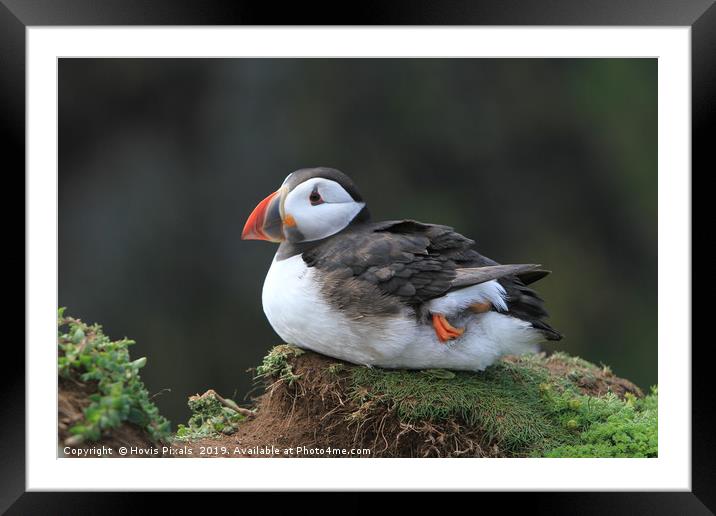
[210,345,656,458]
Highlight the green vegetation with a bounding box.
[351,358,571,455]
[255,344,305,385]
[541,387,658,458]
[175,390,250,441]
[57,308,657,458]
[263,345,658,458]
[58,308,171,444]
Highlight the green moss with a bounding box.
[541,387,658,458]
[350,358,575,455]
[58,308,171,444]
[174,390,247,441]
[255,344,305,385]
[327,350,655,458]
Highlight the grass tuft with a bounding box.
[174,390,249,441]
[255,344,305,385]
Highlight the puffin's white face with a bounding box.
[282,177,365,242]
[241,172,366,244]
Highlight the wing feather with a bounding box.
[452,264,541,289]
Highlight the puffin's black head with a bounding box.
[241,167,370,244]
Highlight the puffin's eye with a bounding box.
[309,188,323,206]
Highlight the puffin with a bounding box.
[241,167,562,371]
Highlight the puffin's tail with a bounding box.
[453,265,564,342]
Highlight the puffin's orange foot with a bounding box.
[432,314,465,343]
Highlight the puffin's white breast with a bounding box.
[262,253,414,365]
[261,253,541,370]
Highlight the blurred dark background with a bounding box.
[59,59,656,425]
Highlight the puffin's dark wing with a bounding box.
[302,220,463,309]
[303,219,562,340]
[304,220,509,306]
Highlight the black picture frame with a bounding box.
[4,0,709,511]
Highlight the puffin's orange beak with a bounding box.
[241,189,285,242]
